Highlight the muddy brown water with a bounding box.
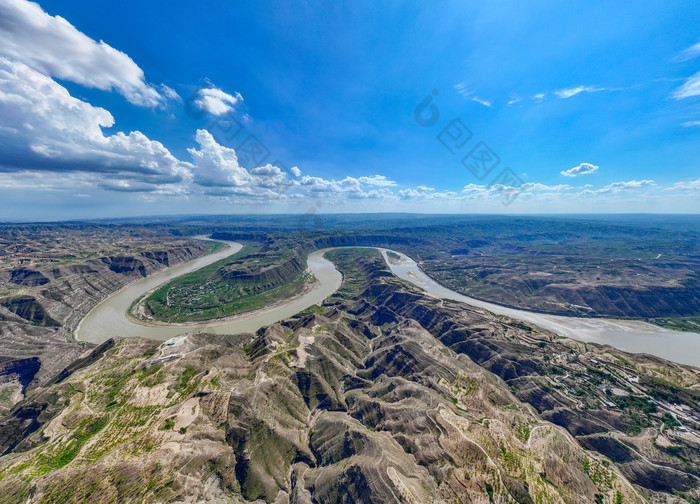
[77,239,699,367]
[77,239,341,343]
[379,249,700,368]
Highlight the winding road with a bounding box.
[77,238,700,368]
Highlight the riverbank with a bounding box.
[77,238,699,367]
[76,245,341,344]
[380,249,700,368]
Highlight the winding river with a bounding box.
[77,240,342,344]
[77,239,700,368]
[379,249,700,368]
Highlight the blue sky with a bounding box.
[0,0,699,220]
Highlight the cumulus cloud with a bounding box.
[399,185,433,198]
[672,71,700,100]
[188,129,251,188]
[462,183,487,193]
[388,178,691,208]
[192,87,243,116]
[0,0,169,106]
[399,185,456,200]
[186,132,394,200]
[300,174,394,199]
[0,58,191,191]
[561,162,599,177]
[250,164,295,189]
[356,175,396,187]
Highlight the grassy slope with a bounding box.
[133,240,310,323]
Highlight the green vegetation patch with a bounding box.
[323,248,387,301]
[650,316,700,332]
[132,238,314,323]
[35,415,108,473]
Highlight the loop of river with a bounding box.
[77,238,700,368]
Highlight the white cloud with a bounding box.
[160,85,180,101]
[193,87,243,116]
[0,170,88,191]
[0,57,191,191]
[300,175,334,193]
[585,180,655,194]
[399,185,437,199]
[471,96,492,107]
[682,121,700,127]
[523,183,573,191]
[454,82,492,107]
[375,178,694,211]
[300,174,395,199]
[461,183,488,193]
[251,164,295,189]
[0,0,168,106]
[561,162,599,177]
[669,41,700,99]
[188,129,251,187]
[356,175,396,187]
[663,178,700,192]
[672,71,700,99]
[554,86,601,99]
[187,132,394,200]
[673,42,700,63]
[531,85,624,102]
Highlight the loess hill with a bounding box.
[0,248,698,503]
[0,223,216,409]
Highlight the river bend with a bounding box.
[77,240,699,367]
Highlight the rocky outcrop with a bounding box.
[0,296,60,327]
[8,268,50,287]
[0,388,67,455]
[0,357,41,393]
[222,256,305,292]
[101,256,148,276]
[0,240,211,395]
